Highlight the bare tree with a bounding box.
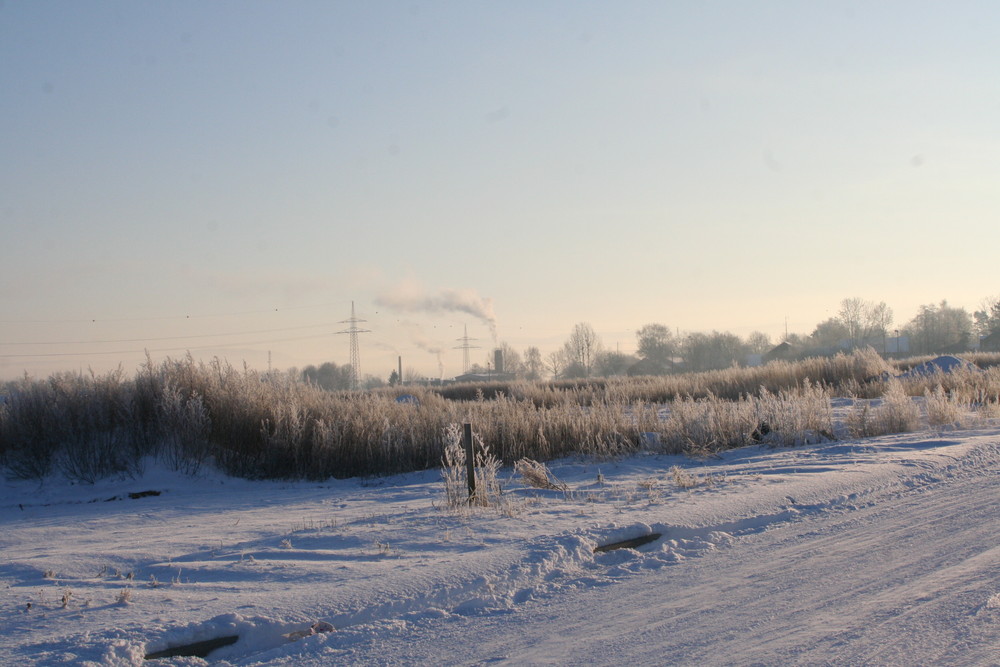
[902,300,973,354]
[302,362,352,390]
[594,351,636,377]
[745,331,772,355]
[838,297,867,348]
[545,349,568,379]
[869,301,894,352]
[974,295,1000,337]
[563,323,603,377]
[683,331,746,372]
[496,342,524,376]
[523,346,544,381]
[838,297,893,349]
[811,318,850,350]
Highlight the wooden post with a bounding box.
[463,422,476,503]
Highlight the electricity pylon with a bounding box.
[336,301,370,390]
[453,324,479,373]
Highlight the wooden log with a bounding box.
[144,634,239,660]
[593,532,662,553]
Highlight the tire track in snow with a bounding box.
[310,441,1000,666]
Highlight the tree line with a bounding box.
[296,295,1000,386]
[484,295,1000,380]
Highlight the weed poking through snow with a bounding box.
[514,458,568,491]
[441,424,502,510]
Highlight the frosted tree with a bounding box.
[838,298,893,350]
[974,295,1000,337]
[635,323,677,366]
[523,346,544,380]
[562,323,603,377]
[902,301,973,354]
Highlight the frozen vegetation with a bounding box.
[1,351,999,664]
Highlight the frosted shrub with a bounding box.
[156,382,212,475]
[441,425,467,508]
[0,378,65,479]
[260,400,309,478]
[660,394,756,456]
[878,380,922,433]
[514,458,567,491]
[441,424,502,509]
[670,465,699,489]
[57,426,137,484]
[924,384,967,429]
[847,380,921,438]
[757,381,834,446]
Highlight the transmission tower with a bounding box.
[336,301,370,390]
[453,324,480,373]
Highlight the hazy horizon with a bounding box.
[3,1,999,381]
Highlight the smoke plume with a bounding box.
[376,283,498,342]
[400,321,446,379]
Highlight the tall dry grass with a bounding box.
[438,347,892,404]
[846,379,922,438]
[2,349,998,482]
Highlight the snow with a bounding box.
[899,355,981,377]
[2,420,1000,665]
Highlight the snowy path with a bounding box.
[2,430,999,665]
[287,449,1000,666]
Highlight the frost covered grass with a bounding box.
[2,350,1000,483]
[440,424,502,509]
[846,380,922,438]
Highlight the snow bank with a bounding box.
[1,426,999,665]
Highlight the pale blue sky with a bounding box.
[2,1,998,380]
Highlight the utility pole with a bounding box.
[336,301,370,390]
[453,324,480,374]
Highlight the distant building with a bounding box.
[763,342,796,364]
[980,331,1000,352]
[936,336,974,355]
[885,335,910,356]
[453,372,516,384]
[626,358,671,377]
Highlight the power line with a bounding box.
[0,333,333,359]
[0,323,338,347]
[0,301,353,325]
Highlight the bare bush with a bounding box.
[847,380,921,438]
[660,394,757,456]
[156,382,212,475]
[924,385,967,429]
[757,381,834,446]
[670,465,699,489]
[441,424,502,509]
[514,458,567,491]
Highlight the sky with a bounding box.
[2,1,999,381]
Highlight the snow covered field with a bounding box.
[2,422,999,665]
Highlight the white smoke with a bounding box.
[399,320,446,379]
[376,283,498,342]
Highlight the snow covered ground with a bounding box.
[2,420,999,665]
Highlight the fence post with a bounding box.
[463,422,476,503]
